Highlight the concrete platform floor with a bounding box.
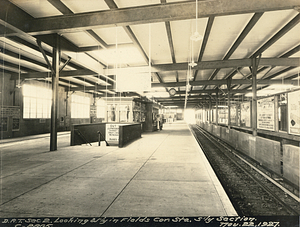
[0,121,237,217]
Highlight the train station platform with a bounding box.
[0,121,237,217]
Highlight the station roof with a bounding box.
[1,0,300,108]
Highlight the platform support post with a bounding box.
[250,56,259,136]
[216,88,219,126]
[50,35,60,151]
[227,78,232,129]
[209,96,212,123]
[274,95,279,132]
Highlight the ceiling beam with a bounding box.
[0,0,33,31]
[68,85,113,91]
[0,48,49,69]
[10,69,114,83]
[193,16,215,81]
[155,72,164,84]
[48,0,109,51]
[124,25,149,64]
[235,44,300,90]
[260,66,297,80]
[207,13,264,82]
[103,0,149,64]
[16,0,300,35]
[57,82,273,92]
[152,79,298,87]
[279,44,300,58]
[0,60,35,73]
[174,89,250,95]
[59,78,82,87]
[106,57,300,74]
[7,36,84,71]
[47,0,73,15]
[156,95,212,101]
[104,0,118,9]
[165,21,176,64]
[251,13,300,58]
[163,6,178,90]
[85,30,108,49]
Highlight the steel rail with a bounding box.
[190,124,299,215]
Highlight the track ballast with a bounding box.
[190,124,300,216]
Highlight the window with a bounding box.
[96,99,106,119]
[23,84,52,119]
[71,94,90,118]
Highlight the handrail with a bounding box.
[97,131,109,146]
[74,129,92,146]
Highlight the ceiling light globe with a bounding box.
[188,61,197,67]
[190,31,203,41]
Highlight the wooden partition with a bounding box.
[71,122,142,147]
[119,123,142,148]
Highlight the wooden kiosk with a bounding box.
[71,97,160,147]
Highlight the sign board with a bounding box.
[218,108,228,125]
[1,117,8,131]
[106,124,119,144]
[257,97,275,131]
[1,106,20,118]
[116,71,151,92]
[241,102,251,127]
[230,105,237,125]
[12,118,20,131]
[288,90,300,135]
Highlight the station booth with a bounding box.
[71,97,162,148]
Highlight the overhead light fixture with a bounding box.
[190,31,203,42]
[189,36,197,68]
[188,61,197,67]
[190,0,203,42]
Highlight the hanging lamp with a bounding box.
[188,40,197,68]
[190,0,203,42]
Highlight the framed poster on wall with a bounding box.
[257,97,275,131]
[12,118,20,131]
[0,117,8,131]
[241,102,251,127]
[288,90,300,135]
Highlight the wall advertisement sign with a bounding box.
[288,90,300,135]
[116,71,151,92]
[1,106,20,117]
[218,108,228,124]
[230,105,237,125]
[241,102,251,127]
[257,97,275,131]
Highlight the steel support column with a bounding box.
[216,89,219,126]
[227,79,232,129]
[50,35,60,151]
[274,95,279,132]
[209,97,212,123]
[251,57,258,136]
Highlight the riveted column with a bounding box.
[209,96,212,123]
[216,88,219,126]
[227,78,232,129]
[50,35,60,151]
[251,57,259,136]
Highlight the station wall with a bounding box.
[0,72,92,139]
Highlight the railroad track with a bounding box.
[190,124,300,216]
